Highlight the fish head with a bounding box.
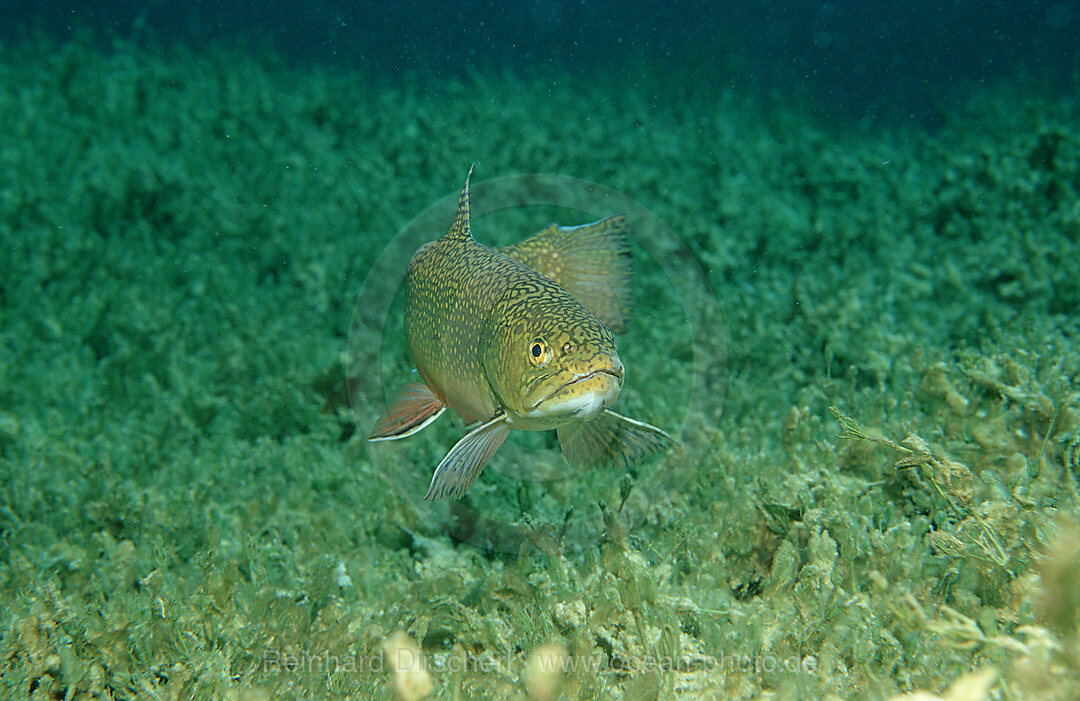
[482,281,624,424]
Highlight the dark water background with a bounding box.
[2,1,1077,123]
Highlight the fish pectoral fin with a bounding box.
[369,382,446,441]
[424,415,511,500]
[498,215,633,333]
[557,409,676,469]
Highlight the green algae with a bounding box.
[1,35,1079,699]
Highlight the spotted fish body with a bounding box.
[371,167,674,499]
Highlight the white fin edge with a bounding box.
[424,414,511,500]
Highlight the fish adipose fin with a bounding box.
[424,414,511,500]
[557,409,675,469]
[499,215,633,333]
[369,382,446,441]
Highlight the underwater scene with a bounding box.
[1,2,1079,699]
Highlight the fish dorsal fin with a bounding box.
[499,214,633,333]
[443,164,475,243]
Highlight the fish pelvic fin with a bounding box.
[369,382,446,441]
[424,414,511,500]
[498,214,633,333]
[443,164,476,243]
[557,409,675,469]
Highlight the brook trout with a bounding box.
[371,167,674,499]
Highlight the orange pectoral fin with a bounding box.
[369,382,446,441]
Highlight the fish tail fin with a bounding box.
[499,215,633,333]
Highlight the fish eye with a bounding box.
[528,339,550,367]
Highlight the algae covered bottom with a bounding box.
[0,34,1079,700]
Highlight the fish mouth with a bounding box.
[526,365,624,417]
[553,367,623,395]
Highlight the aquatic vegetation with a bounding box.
[1,35,1079,699]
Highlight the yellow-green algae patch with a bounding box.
[1,36,1079,699]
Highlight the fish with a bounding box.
[370,166,675,500]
